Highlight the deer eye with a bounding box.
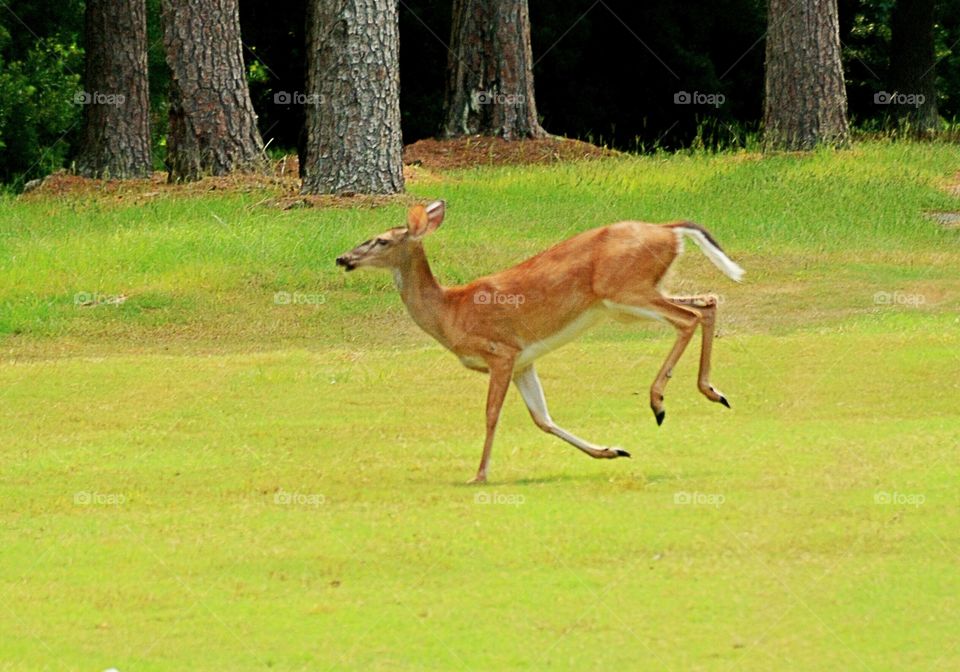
[375,239,389,246]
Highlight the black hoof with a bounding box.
[615,449,631,458]
[655,409,666,426]
[719,395,731,409]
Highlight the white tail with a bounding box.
[337,204,742,483]
[673,225,745,282]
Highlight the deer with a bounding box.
[336,201,744,483]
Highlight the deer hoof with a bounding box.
[614,448,631,458]
[654,409,666,426]
[719,395,731,409]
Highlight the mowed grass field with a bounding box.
[1,142,959,670]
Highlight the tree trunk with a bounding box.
[441,0,546,140]
[763,0,849,150]
[161,0,265,182]
[301,0,404,195]
[75,0,152,179]
[889,0,938,133]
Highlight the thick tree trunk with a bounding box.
[763,0,849,150]
[75,0,152,179]
[301,0,404,195]
[889,0,938,132]
[161,0,265,182]
[441,0,546,140]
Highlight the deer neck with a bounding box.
[394,244,448,344]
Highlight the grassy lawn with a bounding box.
[1,142,959,670]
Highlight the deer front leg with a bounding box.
[471,354,516,484]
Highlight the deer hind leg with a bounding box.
[513,366,629,460]
[672,295,730,409]
[603,294,701,425]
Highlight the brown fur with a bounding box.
[336,202,738,482]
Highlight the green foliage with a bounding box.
[0,29,82,188]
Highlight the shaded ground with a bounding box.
[18,136,615,204]
[403,135,617,170]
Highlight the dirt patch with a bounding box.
[926,211,960,230]
[403,135,617,170]
[18,136,614,203]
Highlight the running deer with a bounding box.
[336,201,744,483]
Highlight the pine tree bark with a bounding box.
[889,0,938,132]
[75,0,152,179]
[763,0,849,150]
[441,0,546,140]
[161,0,265,182]
[301,0,404,195]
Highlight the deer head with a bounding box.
[335,200,445,271]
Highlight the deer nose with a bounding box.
[336,255,355,270]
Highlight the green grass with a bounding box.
[1,141,959,670]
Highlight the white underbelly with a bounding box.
[516,307,606,368]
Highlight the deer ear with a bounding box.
[406,205,429,237]
[407,200,445,239]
